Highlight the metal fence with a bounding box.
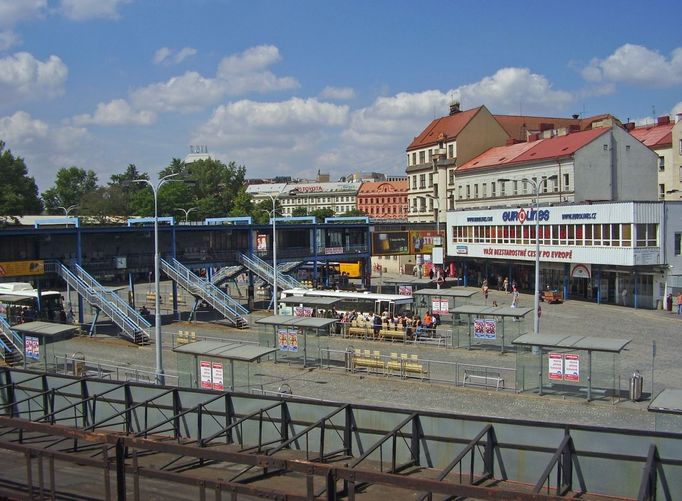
[51,354,183,386]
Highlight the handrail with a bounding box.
[74,264,151,330]
[0,316,23,355]
[239,253,302,289]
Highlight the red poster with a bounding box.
[548,353,563,381]
[199,361,212,389]
[563,354,580,382]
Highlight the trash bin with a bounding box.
[666,294,673,312]
[629,371,643,401]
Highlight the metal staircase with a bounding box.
[74,264,152,334]
[0,316,23,366]
[160,258,249,328]
[211,264,245,287]
[54,263,150,345]
[238,253,304,290]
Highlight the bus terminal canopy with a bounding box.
[512,333,631,353]
[12,321,78,338]
[279,297,342,308]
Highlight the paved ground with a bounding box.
[40,273,682,432]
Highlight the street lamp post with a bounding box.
[426,194,442,288]
[176,207,198,223]
[58,205,78,217]
[133,173,179,385]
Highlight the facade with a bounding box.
[357,181,408,220]
[405,104,510,223]
[454,125,658,210]
[246,182,361,216]
[628,116,677,200]
[673,117,682,200]
[446,201,682,309]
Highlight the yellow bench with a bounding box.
[386,353,428,379]
[176,330,197,345]
[352,350,384,373]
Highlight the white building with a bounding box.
[246,182,361,216]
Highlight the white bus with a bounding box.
[0,282,63,323]
[279,288,414,317]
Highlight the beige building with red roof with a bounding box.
[627,116,678,199]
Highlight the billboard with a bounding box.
[0,260,44,277]
[409,231,445,254]
[372,231,410,255]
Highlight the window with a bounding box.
[659,156,665,171]
[448,170,455,185]
[675,232,681,255]
[474,184,479,198]
[412,152,417,165]
[491,182,496,197]
[499,180,506,196]
[513,180,518,195]
[564,173,570,191]
[419,174,426,189]
[482,183,487,198]
[679,139,682,155]
[448,144,454,158]
[419,151,425,164]
[659,184,665,198]
[542,177,549,193]
[466,185,471,199]
[412,176,417,189]
[428,173,433,187]
[458,186,463,200]
[636,224,658,247]
[603,144,608,151]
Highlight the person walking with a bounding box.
[503,277,509,294]
[677,291,682,315]
[621,288,628,307]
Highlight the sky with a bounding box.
[0,0,681,192]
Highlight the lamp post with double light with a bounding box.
[176,206,198,223]
[133,173,179,385]
[425,194,443,288]
[262,187,298,315]
[57,205,78,217]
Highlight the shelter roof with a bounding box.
[648,388,682,415]
[256,315,338,328]
[450,304,532,317]
[279,296,342,307]
[173,341,277,362]
[12,321,78,337]
[512,333,631,353]
[413,288,478,298]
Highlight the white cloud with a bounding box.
[0,0,46,28]
[132,45,298,113]
[153,47,172,65]
[0,52,68,105]
[320,86,356,100]
[672,101,682,118]
[153,46,197,65]
[582,44,682,87]
[0,111,48,144]
[0,30,20,51]
[72,99,156,126]
[59,0,130,21]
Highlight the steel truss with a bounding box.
[0,368,679,500]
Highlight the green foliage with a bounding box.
[341,208,367,217]
[42,166,98,214]
[309,208,335,223]
[0,141,43,216]
[291,207,308,217]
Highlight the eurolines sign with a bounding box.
[457,204,625,227]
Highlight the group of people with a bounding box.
[338,309,441,339]
[6,304,74,325]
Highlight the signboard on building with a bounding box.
[409,231,445,254]
[0,260,44,277]
[570,263,591,279]
[256,234,268,251]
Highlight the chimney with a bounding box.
[449,101,461,115]
[572,114,580,120]
[657,115,670,126]
[624,122,636,131]
[528,133,540,142]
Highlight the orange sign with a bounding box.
[0,260,44,277]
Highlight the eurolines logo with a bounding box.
[502,208,550,224]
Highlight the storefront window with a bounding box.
[612,224,620,247]
[622,224,631,246]
[551,225,559,245]
[584,225,592,246]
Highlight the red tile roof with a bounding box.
[457,127,611,173]
[406,106,483,151]
[628,123,673,148]
[358,180,408,194]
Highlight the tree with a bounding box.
[291,207,308,217]
[310,208,335,223]
[341,208,367,217]
[42,166,98,214]
[181,159,247,218]
[0,141,43,217]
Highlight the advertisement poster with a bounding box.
[473,319,496,339]
[278,328,289,351]
[548,353,564,381]
[409,231,445,255]
[211,362,224,391]
[371,232,410,256]
[199,361,212,389]
[431,298,449,315]
[0,260,44,277]
[288,331,299,352]
[398,285,413,296]
[256,234,268,251]
[564,354,580,381]
[25,336,40,360]
[293,306,313,317]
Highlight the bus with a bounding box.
[279,288,414,317]
[0,282,63,324]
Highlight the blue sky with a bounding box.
[1,0,680,191]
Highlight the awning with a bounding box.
[173,341,277,362]
[279,297,341,307]
[256,315,338,328]
[12,321,78,337]
[414,288,479,298]
[451,304,533,318]
[512,333,631,353]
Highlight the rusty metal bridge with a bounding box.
[0,368,678,500]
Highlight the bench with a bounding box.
[352,350,384,373]
[463,369,504,390]
[386,353,428,379]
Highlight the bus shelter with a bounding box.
[512,334,631,402]
[413,288,478,326]
[450,304,531,352]
[279,296,341,318]
[173,340,276,391]
[381,277,434,295]
[12,321,78,371]
[649,389,682,432]
[256,315,337,367]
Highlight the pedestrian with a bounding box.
[621,288,628,307]
[503,277,509,294]
[482,279,489,303]
[677,292,682,315]
[66,308,75,324]
[511,286,519,321]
